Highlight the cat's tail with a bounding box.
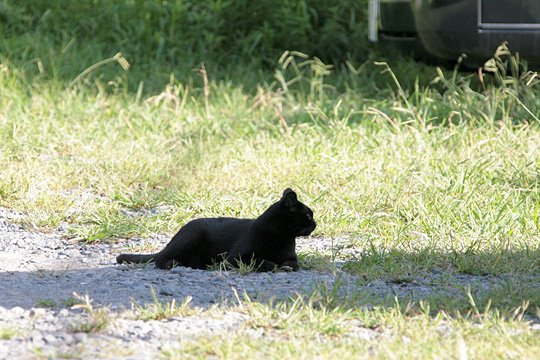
[116,253,157,264]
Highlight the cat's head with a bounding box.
[280,188,316,237]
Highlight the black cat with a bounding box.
[116,188,316,271]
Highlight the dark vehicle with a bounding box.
[369,0,540,68]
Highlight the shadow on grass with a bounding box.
[341,247,540,279]
[299,246,540,315]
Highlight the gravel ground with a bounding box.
[0,206,536,359]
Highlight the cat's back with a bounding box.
[187,217,253,234]
[191,217,252,225]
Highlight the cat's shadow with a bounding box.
[0,263,350,311]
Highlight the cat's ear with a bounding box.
[281,188,298,208]
[282,188,295,197]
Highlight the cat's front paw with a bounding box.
[280,260,299,271]
[279,265,295,272]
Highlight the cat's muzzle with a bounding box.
[297,223,316,237]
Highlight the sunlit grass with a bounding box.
[162,292,540,360]
[1,52,539,279]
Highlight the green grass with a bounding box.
[2,54,539,235]
[0,326,19,340]
[129,288,197,321]
[161,293,540,360]
[171,316,539,360]
[35,299,56,308]
[68,293,111,333]
[1,2,540,357]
